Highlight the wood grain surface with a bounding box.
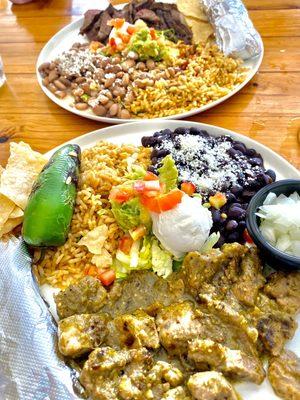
[0,0,299,170]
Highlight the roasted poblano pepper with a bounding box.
[22,144,81,247]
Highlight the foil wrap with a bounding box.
[0,237,78,400]
[203,0,263,59]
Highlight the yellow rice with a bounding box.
[128,43,247,118]
[33,141,151,289]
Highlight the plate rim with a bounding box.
[45,120,300,178]
[36,16,264,124]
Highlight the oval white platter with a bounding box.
[43,120,299,400]
[36,1,264,124]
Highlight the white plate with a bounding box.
[37,6,264,124]
[45,121,299,400]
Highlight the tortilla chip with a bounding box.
[0,216,23,238]
[0,194,15,230]
[9,206,24,219]
[185,16,214,44]
[177,0,208,21]
[0,142,47,210]
[78,225,108,254]
[92,249,113,268]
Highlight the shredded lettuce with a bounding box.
[111,197,150,231]
[158,155,178,192]
[151,239,173,278]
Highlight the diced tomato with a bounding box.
[84,265,100,277]
[133,180,160,193]
[140,195,160,213]
[98,269,116,286]
[181,181,196,196]
[119,235,134,255]
[243,228,254,244]
[129,225,147,241]
[107,18,125,28]
[109,187,133,204]
[118,32,131,44]
[109,37,117,49]
[144,171,159,181]
[157,189,184,212]
[149,28,157,40]
[127,25,136,35]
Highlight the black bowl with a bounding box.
[246,179,300,270]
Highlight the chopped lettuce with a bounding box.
[158,155,178,192]
[138,236,152,269]
[199,232,220,253]
[111,197,150,231]
[114,236,172,279]
[151,239,173,278]
[125,164,147,180]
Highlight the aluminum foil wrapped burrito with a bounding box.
[0,237,78,400]
[203,0,263,59]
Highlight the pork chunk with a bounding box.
[268,350,300,400]
[264,271,300,315]
[156,302,203,355]
[58,313,109,357]
[162,387,192,399]
[55,276,107,319]
[80,346,152,400]
[256,312,297,356]
[187,371,239,400]
[231,246,265,306]
[188,339,265,384]
[108,309,160,349]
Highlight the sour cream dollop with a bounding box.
[151,194,213,258]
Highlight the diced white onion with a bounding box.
[257,191,300,257]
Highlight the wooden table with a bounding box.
[0,0,299,170]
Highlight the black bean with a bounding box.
[174,127,188,135]
[246,148,257,157]
[266,169,276,182]
[249,157,263,166]
[240,203,248,210]
[151,157,158,165]
[147,166,157,174]
[200,130,210,137]
[238,221,246,230]
[226,220,238,231]
[151,149,159,158]
[227,231,240,242]
[228,205,245,219]
[258,172,273,186]
[216,234,226,248]
[228,148,237,157]
[160,129,173,137]
[242,189,257,199]
[189,127,202,135]
[231,185,243,195]
[233,143,247,154]
[141,136,158,147]
[226,192,236,203]
[211,209,221,224]
[157,149,170,158]
[153,131,162,137]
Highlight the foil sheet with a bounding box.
[203,0,263,59]
[0,237,78,400]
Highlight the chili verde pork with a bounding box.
[54,244,300,400]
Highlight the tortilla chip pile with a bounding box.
[0,142,47,239]
[176,0,214,43]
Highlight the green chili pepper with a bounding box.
[22,144,81,247]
